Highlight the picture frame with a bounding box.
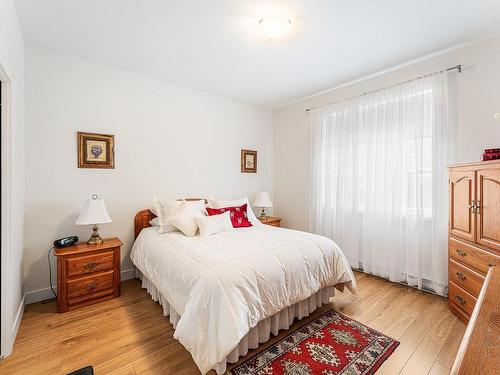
[241,149,257,173]
[77,132,115,169]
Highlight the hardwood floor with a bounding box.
[0,271,465,374]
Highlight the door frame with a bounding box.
[0,64,14,357]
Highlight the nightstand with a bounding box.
[259,216,281,227]
[54,237,122,313]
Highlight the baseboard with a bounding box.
[24,268,136,305]
[12,294,25,344]
[0,295,25,358]
[121,268,135,281]
[24,286,57,305]
[351,266,448,297]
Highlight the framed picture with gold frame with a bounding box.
[77,132,115,169]
[241,149,257,173]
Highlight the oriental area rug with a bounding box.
[230,309,399,375]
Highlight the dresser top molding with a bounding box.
[449,160,500,169]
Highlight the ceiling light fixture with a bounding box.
[259,15,293,39]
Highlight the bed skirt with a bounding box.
[138,273,336,374]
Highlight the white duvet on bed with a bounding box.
[130,224,356,374]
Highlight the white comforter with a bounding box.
[130,224,356,374]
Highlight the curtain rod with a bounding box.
[305,64,463,112]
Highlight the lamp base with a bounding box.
[259,208,268,221]
[87,225,103,245]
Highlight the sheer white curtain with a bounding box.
[310,73,454,296]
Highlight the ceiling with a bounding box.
[14,0,500,108]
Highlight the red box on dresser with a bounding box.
[481,148,500,161]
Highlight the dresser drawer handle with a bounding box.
[456,272,466,281]
[456,249,467,257]
[455,295,466,305]
[85,262,98,270]
[85,281,97,290]
[470,200,476,213]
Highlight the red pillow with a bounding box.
[206,203,252,228]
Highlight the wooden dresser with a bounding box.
[55,237,122,313]
[448,160,500,323]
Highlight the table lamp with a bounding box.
[75,194,112,245]
[253,192,273,220]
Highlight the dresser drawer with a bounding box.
[449,281,477,316]
[66,250,114,278]
[449,237,499,275]
[449,259,484,297]
[67,270,114,301]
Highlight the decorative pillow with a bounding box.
[168,203,204,237]
[153,198,206,234]
[206,204,253,228]
[194,211,233,237]
[207,197,259,224]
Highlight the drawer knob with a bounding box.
[455,295,466,305]
[85,281,97,290]
[456,249,467,257]
[456,272,466,281]
[85,262,98,270]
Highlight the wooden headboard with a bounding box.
[134,209,156,239]
[134,198,207,239]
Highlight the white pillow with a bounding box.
[168,203,204,237]
[195,211,233,237]
[153,198,206,233]
[207,197,259,223]
[153,198,180,233]
[149,217,160,227]
[153,198,206,215]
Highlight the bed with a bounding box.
[131,207,356,374]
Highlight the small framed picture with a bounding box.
[77,132,115,169]
[241,149,257,173]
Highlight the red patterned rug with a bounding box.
[230,309,399,375]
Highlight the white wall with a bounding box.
[0,0,25,357]
[24,46,273,302]
[274,36,500,231]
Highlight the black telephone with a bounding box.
[53,236,79,248]
[46,236,79,301]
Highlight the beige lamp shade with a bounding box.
[75,196,112,225]
[253,192,273,208]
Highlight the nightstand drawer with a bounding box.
[67,270,114,301]
[66,250,114,277]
